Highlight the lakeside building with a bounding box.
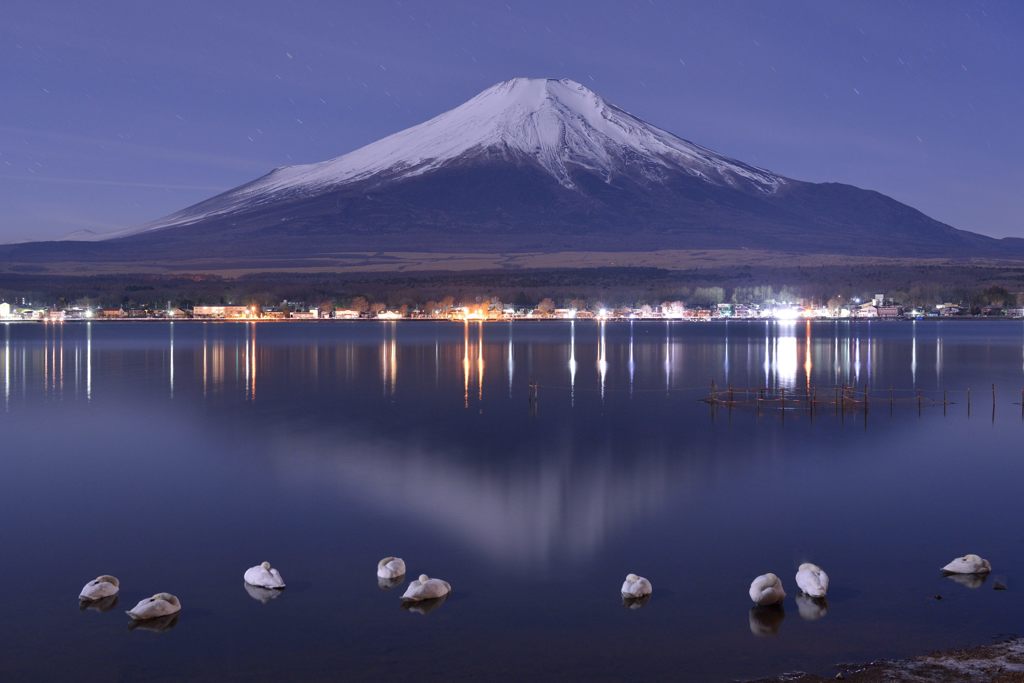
[193,305,255,319]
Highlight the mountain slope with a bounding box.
[2,77,1021,269]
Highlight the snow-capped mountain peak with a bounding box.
[268,77,782,191]
[153,78,785,230]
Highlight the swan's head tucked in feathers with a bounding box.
[418,574,429,583]
[261,561,271,570]
[626,573,639,582]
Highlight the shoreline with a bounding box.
[753,637,1024,682]
[5,316,1024,324]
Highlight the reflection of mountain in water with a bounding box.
[280,433,695,571]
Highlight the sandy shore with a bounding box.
[753,638,1024,682]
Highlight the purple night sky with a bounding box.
[1,0,1021,242]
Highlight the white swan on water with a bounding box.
[126,593,181,621]
[79,575,119,601]
[941,554,991,575]
[795,563,829,598]
[244,561,286,589]
[749,573,785,606]
[620,573,653,598]
[377,557,407,580]
[401,574,451,602]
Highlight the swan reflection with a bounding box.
[944,572,988,589]
[400,595,448,615]
[749,604,785,636]
[378,575,404,590]
[795,594,828,621]
[622,594,651,610]
[79,594,119,613]
[128,613,179,632]
[244,582,285,603]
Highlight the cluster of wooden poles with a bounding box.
[704,381,1022,421]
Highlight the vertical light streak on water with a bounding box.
[763,321,770,388]
[86,321,92,401]
[854,328,861,385]
[833,321,840,385]
[242,326,249,397]
[628,320,635,396]
[911,320,918,387]
[169,321,175,399]
[383,324,390,397]
[568,320,577,405]
[723,321,730,384]
[507,322,514,398]
[936,332,943,384]
[202,324,208,397]
[804,320,813,393]
[597,319,607,400]
[476,321,483,402]
[866,321,872,383]
[664,321,670,393]
[389,324,396,399]
[462,320,470,408]
[43,323,48,394]
[251,323,258,401]
[59,323,64,396]
[3,324,9,410]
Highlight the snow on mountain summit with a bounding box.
[268,77,782,190]
[153,78,785,229]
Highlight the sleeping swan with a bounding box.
[79,575,120,601]
[401,574,451,602]
[941,554,991,575]
[620,573,653,598]
[377,557,407,580]
[795,563,829,598]
[749,573,786,606]
[244,561,286,589]
[126,593,181,621]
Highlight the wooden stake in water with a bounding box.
[890,386,894,415]
[917,390,922,416]
[943,389,948,417]
[968,387,972,417]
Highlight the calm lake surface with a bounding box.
[2,319,1023,681]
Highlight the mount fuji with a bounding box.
[3,77,1020,270]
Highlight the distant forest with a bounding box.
[3,264,1024,311]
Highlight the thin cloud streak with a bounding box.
[0,174,227,192]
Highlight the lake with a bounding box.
[1,319,1022,681]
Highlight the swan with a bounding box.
[244,561,286,589]
[79,575,119,601]
[620,573,653,599]
[941,554,991,575]
[795,594,828,621]
[377,556,406,580]
[795,563,829,598]
[126,593,181,621]
[749,573,786,606]
[401,574,451,602]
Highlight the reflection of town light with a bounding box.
[774,325,798,388]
